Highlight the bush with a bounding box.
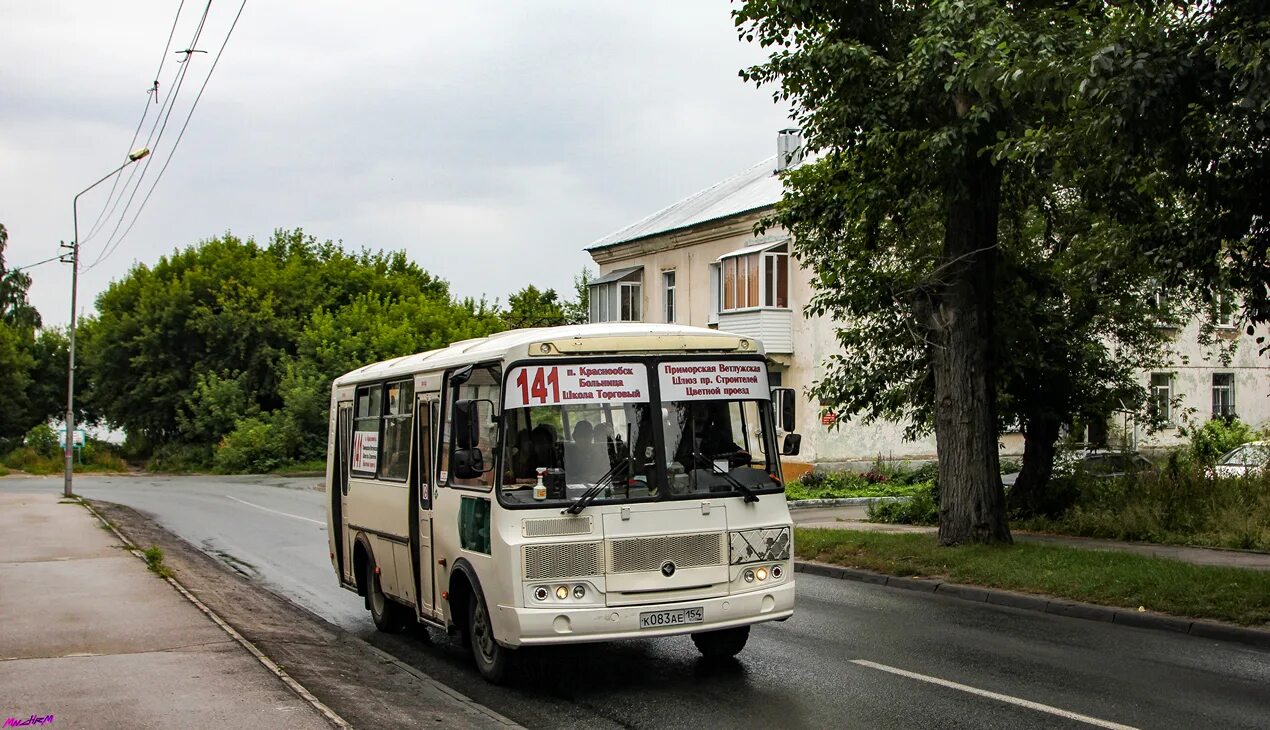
[1018,467,1270,551]
[25,424,60,456]
[785,470,933,501]
[867,483,940,525]
[214,416,293,474]
[1186,417,1259,466]
[147,443,214,473]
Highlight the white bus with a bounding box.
[325,323,801,682]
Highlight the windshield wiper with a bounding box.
[692,453,759,503]
[565,456,630,515]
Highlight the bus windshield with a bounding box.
[662,398,781,497]
[500,401,658,506]
[498,358,781,507]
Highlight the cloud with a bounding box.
[0,1,790,323]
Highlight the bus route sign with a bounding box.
[504,363,649,409]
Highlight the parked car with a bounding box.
[1212,441,1270,478]
[1001,450,1154,487]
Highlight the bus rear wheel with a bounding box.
[366,560,410,633]
[467,588,514,683]
[691,625,750,659]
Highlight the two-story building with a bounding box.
[585,130,1270,473]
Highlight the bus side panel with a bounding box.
[345,477,411,600]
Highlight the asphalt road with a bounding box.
[5,474,1269,729]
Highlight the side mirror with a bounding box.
[771,387,797,432]
[453,447,485,479]
[453,399,487,449]
[781,433,802,456]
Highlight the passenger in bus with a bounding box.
[566,420,607,483]
[512,428,535,479]
[530,424,558,471]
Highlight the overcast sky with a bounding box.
[1,1,791,325]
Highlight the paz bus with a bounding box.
[325,323,801,682]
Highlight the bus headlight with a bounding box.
[555,585,569,600]
[771,565,783,580]
[573,584,586,599]
[533,586,549,601]
[744,569,755,583]
[755,567,769,582]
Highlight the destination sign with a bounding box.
[658,360,769,401]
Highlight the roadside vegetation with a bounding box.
[862,420,1270,551]
[141,545,173,578]
[795,528,1270,626]
[1,424,127,475]
[785,461,937,501]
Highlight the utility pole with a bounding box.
[64,147,150,498]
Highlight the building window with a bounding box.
[720,243,789,312]
[1149,372,1174,426]
[708,263,720,325]
[1212,373,1235,418]
[588,267,643,323]
[1213,293,1238,329]
[663,270,676,323]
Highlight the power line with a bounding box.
[88,0,215,268]
[10,254,66,273]
[81,0,189,245]
[88,0,248,272]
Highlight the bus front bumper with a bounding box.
[499,581,795,647]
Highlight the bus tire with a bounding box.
[366,559,410,633]
[467,587,514,683]
[691,625,749,659]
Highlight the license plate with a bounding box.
[639,606,704,629]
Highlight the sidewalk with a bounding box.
[0,492,332,729]
[791,504,1270,572]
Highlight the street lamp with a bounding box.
[64,146,150,497]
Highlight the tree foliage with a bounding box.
[733,0,1263,540]
[0,223,66,444]
[79,229,505,466]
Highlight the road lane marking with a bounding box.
[850,659,1138,730]
[225,495,325,525]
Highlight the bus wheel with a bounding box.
[467,588,513,683]
[691,625,750,659]
[366,560,409,633]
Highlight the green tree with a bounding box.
[1052,2,1270,337]
[735,0,1102,543]
[502,285,567,329]
[80,228,493,456]
[562,267,593,325]
[0,222,41,443]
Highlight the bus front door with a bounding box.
[335,402,353,585]
[413,395,439,618]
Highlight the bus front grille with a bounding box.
[523,541,602,580]
[607,532,726,574]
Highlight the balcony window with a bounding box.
[588,266,643,323]
[717,241,789,313]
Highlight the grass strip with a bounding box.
[795,527,1270,626]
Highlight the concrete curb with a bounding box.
[787,496,908,509]
[794,561,1270,651]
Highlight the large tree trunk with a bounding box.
[1007,413,1061,519]
[931,143,1012,546]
